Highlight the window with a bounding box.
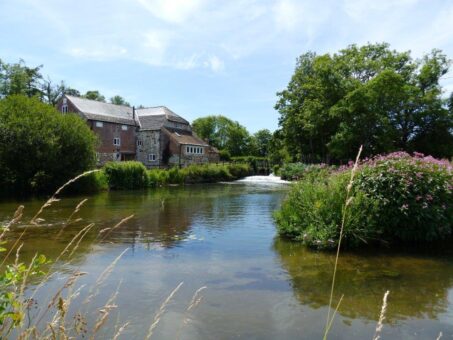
[61,104,68,113]
[148,154,156,161]
[96,121,103,128]
[137,139,142,146]
[113,138,121,146]
[186,146,190,153]
[200,147,204,154]
[121,125,128,131]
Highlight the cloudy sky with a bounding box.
[1,0,453,132]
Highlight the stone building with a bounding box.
[56,95,219,167]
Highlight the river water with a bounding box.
[1,177,452,339]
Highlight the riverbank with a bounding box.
[72,162,254,192]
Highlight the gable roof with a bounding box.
[162,127,209,146]
[136,106,189,130]
[65,95,138,126]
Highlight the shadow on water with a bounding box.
[273,237,453,323]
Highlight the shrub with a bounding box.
[219,149,231,161]
[0,95,97,195]
[183,164,232,183]
[65,170,108,194]
[147,169,170,187]
[227,163,251,179]
[354,152,453,243]
[167,166,186,184]
[280,163,333,181]
[104,161,148,189]
[276,152,453,248]
[275,171,379,248]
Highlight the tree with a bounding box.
[41,78,67,106]
[83,90,105,102]
[0,58,43,98]
[0,95,98,194]
[110,95,130,106]
[252,129,272,157]
[192,115,252,156]
[276,43,453,162]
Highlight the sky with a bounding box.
[1,0,453,133]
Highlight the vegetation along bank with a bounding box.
[275,152,453,249]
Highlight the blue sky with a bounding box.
[1,0,453,133]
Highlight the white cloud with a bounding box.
[273,0,300,32]
[67,45,128,60]
[204,55,224,72]
[136,0,204,24]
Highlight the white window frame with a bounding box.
[113,137,121,146]
[137,139,142,146]
[96,121,104,128]
[121,125,128,131]
[61,104,68,113]
[186,146,190,153]
[148,154,156,162]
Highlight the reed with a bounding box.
[373,290,390,340]
[323,146,362,340]
[145,282,184,340]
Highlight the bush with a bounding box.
[65,170,108,195]
[354,152,453,243]
[275,171,379,248]
[227,163,252,179]
[219,149,231,161]
[276,152,453,248]
[0,95,97,195]
[280,163,333,181]
[104,161,148,189]
[147,169,170,187]
[182,164,232,183]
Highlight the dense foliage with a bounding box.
[276,43,453,162]
[192,115,272,157]
[275,152,453,248]
[0,95,98,195]
[279,163,333,181]
[104,161,148,190]
[100,162,252,189]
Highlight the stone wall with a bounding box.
[137,130,161,167]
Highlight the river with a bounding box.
[1,177,452,339]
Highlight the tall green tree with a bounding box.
[83,90,105,102]
[0,95,97,194]
[276,43,453,162]
[252,129,272,157]
[0,59,43,98]
[192,115,251,156]
[110,95,130,106]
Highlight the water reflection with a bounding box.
[273,238,453,323]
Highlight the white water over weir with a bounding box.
[235,174,290,185]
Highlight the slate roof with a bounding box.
[136,106,189,130]
[65,95,138,126]
[136,114,167,130]
[163,127,209,146]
